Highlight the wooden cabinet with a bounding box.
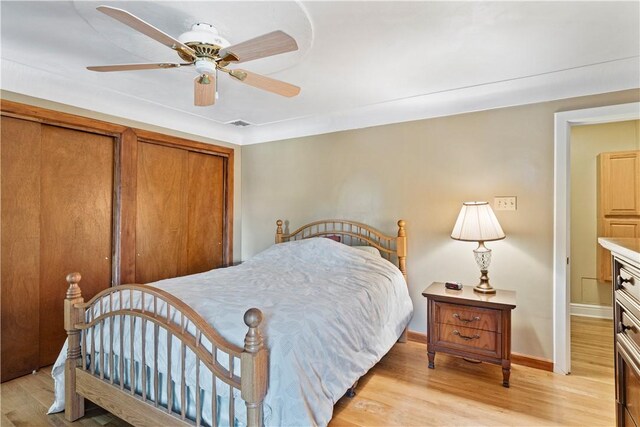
[599,219,640,282]
[598,151,640,282]
[422,282,516,387]
[600,151,640,216]
[1,101,234,382]
[603,239,640,427]
[1,117,115,380]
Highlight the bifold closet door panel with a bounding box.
[39,125,114,366]
[1,117,42,381]
[135,142,189,284]
[134,142,226,284]
[187,151,225,274]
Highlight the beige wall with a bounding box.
[241,89,640,360]
[0,90,244,262]
[570,120,640,307]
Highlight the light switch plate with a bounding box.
[495,196,517,211]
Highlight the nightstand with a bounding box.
[422,282,516,387]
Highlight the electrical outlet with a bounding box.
[494,196,517,211]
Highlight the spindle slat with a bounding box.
[119,314,124,390]
[212,354,217,427]
[180,343,186,419]
[100,318,104,380]
[81,325,87,371]
[109,313,114,384]
[130,314,134,395]
[167,332,172,414]
[154,323,159,407]
[142,318,147,401]
[195,357,201,426]
[90,311,95,375]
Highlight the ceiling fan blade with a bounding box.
[87,63,190,72]
[220,31,298,63]
[97,6,197,60]
[194,73,216,106]
[228,69,300,97]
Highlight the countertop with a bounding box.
[598,237,640,265]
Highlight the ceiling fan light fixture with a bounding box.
[194,59,216,75]
[178,23,230,48]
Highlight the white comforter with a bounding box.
[50,238,413,426]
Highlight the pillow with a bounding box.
[352,245,382,257]
[323,235,341,242]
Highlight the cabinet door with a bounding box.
[623,356,639,426]
[598,219,640,282]
[600,151,640,216]
[39,125,114,366]
[1,117,41,381]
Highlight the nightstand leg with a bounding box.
[501,359,511,387]
[428,349,435,369]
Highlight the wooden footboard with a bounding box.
[64,273,268,427]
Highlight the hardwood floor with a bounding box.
[0,316,614,426]
[331,315,614,426]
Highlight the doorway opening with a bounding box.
[553,102,640,375]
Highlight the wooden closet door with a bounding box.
[187,152,225,273]
[39,125,114,366]
[1,117,42,381]
[135,142,189,283]
[135,142,226,284]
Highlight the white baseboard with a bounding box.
[570,303,613,320]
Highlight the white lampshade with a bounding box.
[451,201,506,242]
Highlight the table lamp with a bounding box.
[451,201,505,294]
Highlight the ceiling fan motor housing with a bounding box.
[178,23,230,47]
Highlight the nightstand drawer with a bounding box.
[435,302,500,332]
[435,323,501,358]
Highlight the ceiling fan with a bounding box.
[87,6,301,106]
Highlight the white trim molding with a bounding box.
[570,303,614,320]
[553,101,640,375]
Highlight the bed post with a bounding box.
[397,220,407,281]
[397,220,409,343]
[241,308,268,427]
[64,272,85,421]
[275,219,284,244]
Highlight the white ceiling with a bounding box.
[2,1,639,145]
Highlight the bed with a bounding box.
[52,219,412,426]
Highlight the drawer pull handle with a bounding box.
[452,330,480,341]
[617,275,634,288]
[453,313,480,323]
[619,322,636,333]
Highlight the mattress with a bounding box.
[49,237,413,426]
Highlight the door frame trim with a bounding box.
[553,101,640,374]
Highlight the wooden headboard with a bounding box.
[275,219,407,281]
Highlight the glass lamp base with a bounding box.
[473,242,496,294]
